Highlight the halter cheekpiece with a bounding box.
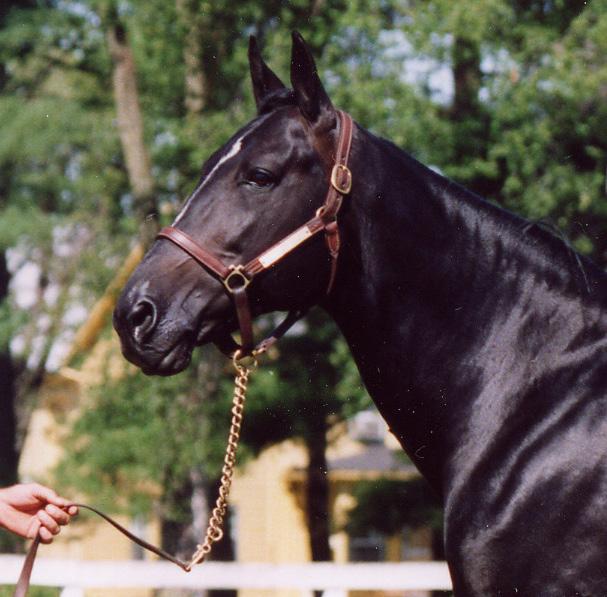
[157,110,354,356]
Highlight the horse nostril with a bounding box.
[128,299,157,342]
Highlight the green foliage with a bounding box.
[346,478,443,536]
[55,349,233,520]
[0,4,118,223]
[0,295,26,350]
[0,0,135,402]
[241,310,371,455]
[330,336,372,417]
[0,586,58,597]
[485,0,607,245]
[2,0,606,548]
[400,0,607,262]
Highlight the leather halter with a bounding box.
[157,110,354,356]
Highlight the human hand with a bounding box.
[0,483,78,544]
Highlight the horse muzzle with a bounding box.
[113,269,233,375]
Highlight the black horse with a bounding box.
[114,33,607,596]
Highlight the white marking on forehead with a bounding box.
[173,113,271,225]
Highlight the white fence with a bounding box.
[0,557,452,595]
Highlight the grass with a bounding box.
[0,587,59,597]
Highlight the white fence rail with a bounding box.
[0,557,452,595]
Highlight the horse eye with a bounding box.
[244,168,275,188]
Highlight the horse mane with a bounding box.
[257,92,605,302]
[360,128,607,305]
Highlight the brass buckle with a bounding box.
[330,164,352,194]
[223,265,251,293]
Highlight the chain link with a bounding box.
[186,353,256,570]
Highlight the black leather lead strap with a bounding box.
[213,309,307,357]
[253,309,307,354]
[13,536,39,597]
[232,286,254,354]
[13,503,190,597]
[73,504,190,569]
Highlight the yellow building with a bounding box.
[15,253,433,596]
[231,415,431,597]
[19,360,432,597]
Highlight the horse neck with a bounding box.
[324,127,607,494]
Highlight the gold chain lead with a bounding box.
[186,354,255,570]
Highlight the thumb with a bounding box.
[31,484,71,508]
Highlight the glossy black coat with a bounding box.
[114,33,607,596]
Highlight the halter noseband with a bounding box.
[157,110,354,357]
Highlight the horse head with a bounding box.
[113,33,351,375]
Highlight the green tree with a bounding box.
[487,2,607,260]
[347,478,443,556]
[0,0,43,494]
[239,310,371,566]
[41,1,387,570]
[0,0,128,500]
[399,0,607,261]
[56,347,233,554]
[346,477,444,596]
[3,0,606,579]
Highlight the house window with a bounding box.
[348,532,386,562]
[401,526,432,561]
[229,507,239,559]
[130,517,147,560]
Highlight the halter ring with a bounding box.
[223,266,251,293]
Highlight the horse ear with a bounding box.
[290,31,335,129]
[248,36,286,111]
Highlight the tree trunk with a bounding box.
[306,433,331,561]
[176,0,209,116]
[105,8,157,246]
[452,36,481,124]
[430,526,446,597]
[451,35,484,165]
[450,35,492,195]
[305,424,331,597]
[204,478,236,597]
[157,474,208,597]
[0,251,18,490]
[0,3,38,500]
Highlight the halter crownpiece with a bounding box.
[157,109,354,357]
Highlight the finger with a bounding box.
[38,526,54,544]
[37,509,60,535]
[66,505,79,517]
[26,518,41,541]
[45,504,70,526]
[48,494,72,508]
